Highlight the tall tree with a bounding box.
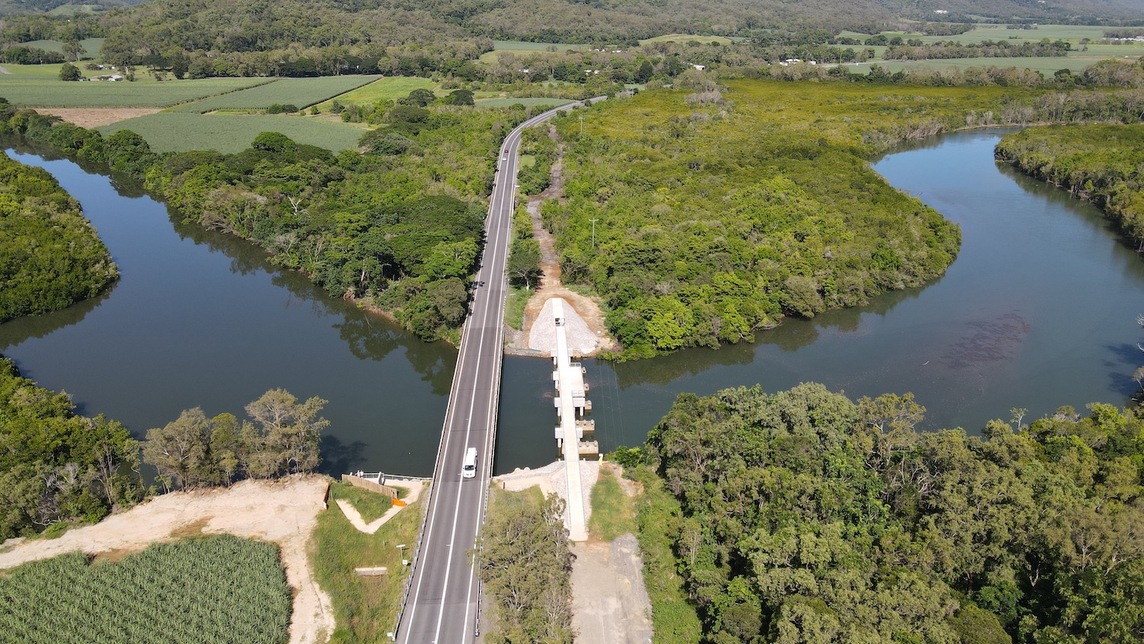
[244,388,328,476]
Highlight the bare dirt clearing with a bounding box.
[0,476,335,644]
[36,107,161,128]
[505,130,618,358]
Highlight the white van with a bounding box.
[462,447,477,479]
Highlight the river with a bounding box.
[4,129,1144,476]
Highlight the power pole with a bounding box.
[590,218,598,250]
[579,115,584,136]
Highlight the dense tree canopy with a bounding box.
[480,489,574,643]
[143,389,328,491]
[640,383,1144,642]
[0,139,118,323]
[0,357,142,540]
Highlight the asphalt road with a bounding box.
[395,102,586,644]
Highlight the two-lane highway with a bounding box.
[395,102,587,644]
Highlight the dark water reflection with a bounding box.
[0,151,454,476]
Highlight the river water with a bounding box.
[4,130,1144,475]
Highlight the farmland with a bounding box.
[0,535,291,644]
[837,24,1144,75]
[98,111,367,153]
[0,66,269,108]
[311,75,438,110]
[475,96,574,108]
[19,38,103,58]
[173,75,379,113]
[479,40,588,64]
[639,34,735,45]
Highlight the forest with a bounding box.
[631,383,1143,642]
[0,130,118,324]
[1,0,1142,82]
[995,123,1144,251]
[0,356,142,540]
[480,489,574,643]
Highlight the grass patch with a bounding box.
[480,41,587,63]
[505,285,531,330]
[588,464,636,541]
[0,72,269,108]
[627,465,703,642]
[476,97,575,108]
[862,55,1134,76]
[331,482,395,523]
[313,76,437,110]
[311,481,421,643]
[20,38,103,58]
[172,76,379,113]
[494,40,587,52]
[97,112,367,153]
[0,535,291,642]
[640,34,732,46]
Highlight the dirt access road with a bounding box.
[505,126,619,357]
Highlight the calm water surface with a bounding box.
[5,130,1144,475]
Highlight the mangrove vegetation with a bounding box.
[628,383,1144,642]
[0,136,117,324]
[995,123,1144,251]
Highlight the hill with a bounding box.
[2,0,1141,40]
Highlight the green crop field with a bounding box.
[640,34,733,45]
[173,75,379,113]
[312,75,437,109]
[0,70,269,107]
[480,40,587,64]
[0,535,291,644]
[98,112,367,153]
[476,97,574,108]
[857,54,1128,76]
[19,38,104,58]
[494,40,587,52]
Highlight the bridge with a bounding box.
[393,101,592,643]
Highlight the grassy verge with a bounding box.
[588,464,636,540]
[627,465,702,642]
[311,481,422,642]
[505,285,530,330]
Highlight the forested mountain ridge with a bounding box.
[3,0,1142,45]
